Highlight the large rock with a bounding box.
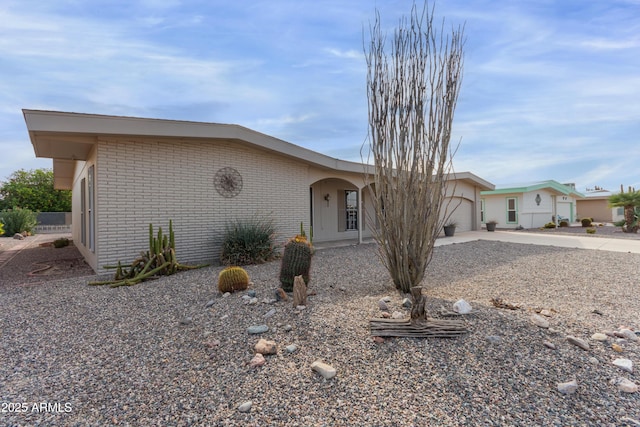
[612,358,633,373]
[254,338,277,355]
[557,379,578,395]
[566,336,589,351]
[311,360,336,379]
[612,377,638,393]
[249,353,266,368]
[530,314,549,329]
[247,324,269,334]
[453,299,472,314]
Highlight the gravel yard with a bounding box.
[1,239,639,426]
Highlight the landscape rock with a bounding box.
[588,357,599,365]
[296,305,306,311]
[247,290,257,298]
[530,314,549,329]
[237,401,252,413]
[566,336,589,351]
[311,360,337,379]
[264,308,276,319]
[612,358,633,373]
[612,343,624,353]
[543,341,556,350]
[249,353,266,368]
[402,298,412,308]
[590,333,608,341]
[557,379,578,395]
[486,336,502,344]
[247,324,269,335]
[13,233,25,240]
[378,299,389,311]
[616,329,639,342]
[373,336,385,344]
[285,344,298,353]
[391,311,404,319]
[283,324,292,332]
[179,317,193,325]
[539,309,553,317]
[612,377,638,393]
[275,288,288,301]
[247,297,258,305]
[254,338,277,355]
[381,311,391,318]
[205,299,215,308]
[453,299,472,314]
[381,296,392,302]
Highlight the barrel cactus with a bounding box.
[279,235,312,292]
[218,266,250,293]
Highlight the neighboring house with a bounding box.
[23,110,494,272]
[576,189,624,223]
[480,180,584,229]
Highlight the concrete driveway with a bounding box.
[437,230,640,254]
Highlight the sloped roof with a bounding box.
[481,180,584,198]
[23,109,494,192]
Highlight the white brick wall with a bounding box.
[95,138,309,270]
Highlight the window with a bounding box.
[506,197,517,223]
[345,190,358,230]
[88,165,95,252]
[480,199,485,223]
[80,178,86,246]
[617,207,624,216]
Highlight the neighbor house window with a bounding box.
[80,178,86,246]
[345,190,358,230]
[506,197,517,223]
[617,207,624,216]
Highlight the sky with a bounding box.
[1,0,639,192]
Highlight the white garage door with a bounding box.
[444,198,473,231]
[557,202,572,222]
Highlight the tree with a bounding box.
[0,169,71,212]
[364,2,465,294]
[608,190,640,233]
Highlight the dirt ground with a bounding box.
[0,233,95,286]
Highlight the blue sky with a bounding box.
[2,0,639,192]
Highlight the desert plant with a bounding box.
[298,221,313,243]
[0,222,4,236]
[543,222,557,229]
[586,228,596,234]
[279,235,312,292]
[89,220,207,287]
[608,190,640,233]
[581,218,592,227]
[559,220,569,227]
[220,215,277,265]
[218,266,250,293]
[53,237,70,248]
[0,207,38,236]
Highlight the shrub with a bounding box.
[218,266,250,293]
[559,220,569,227]
[581,218,592,227]
[0,222,4,236]
[543,222,556,229]
[0,207,38,236]
[220,215,277,265]
[53,238,70,248]
[586,228,596,234]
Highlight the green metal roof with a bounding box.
[480,180,585,198]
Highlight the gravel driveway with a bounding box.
[1,237,638,426]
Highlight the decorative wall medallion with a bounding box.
[214,167,243,198]
[535,194,542,206]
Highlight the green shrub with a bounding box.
[586,227,596,234]
[0,222,4,236]
[543,222,556,229]
[220,215,278,265]
[0,207,38,236]
[559,220,569,227]
[53,238,70,248]
[581,218,592,227]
